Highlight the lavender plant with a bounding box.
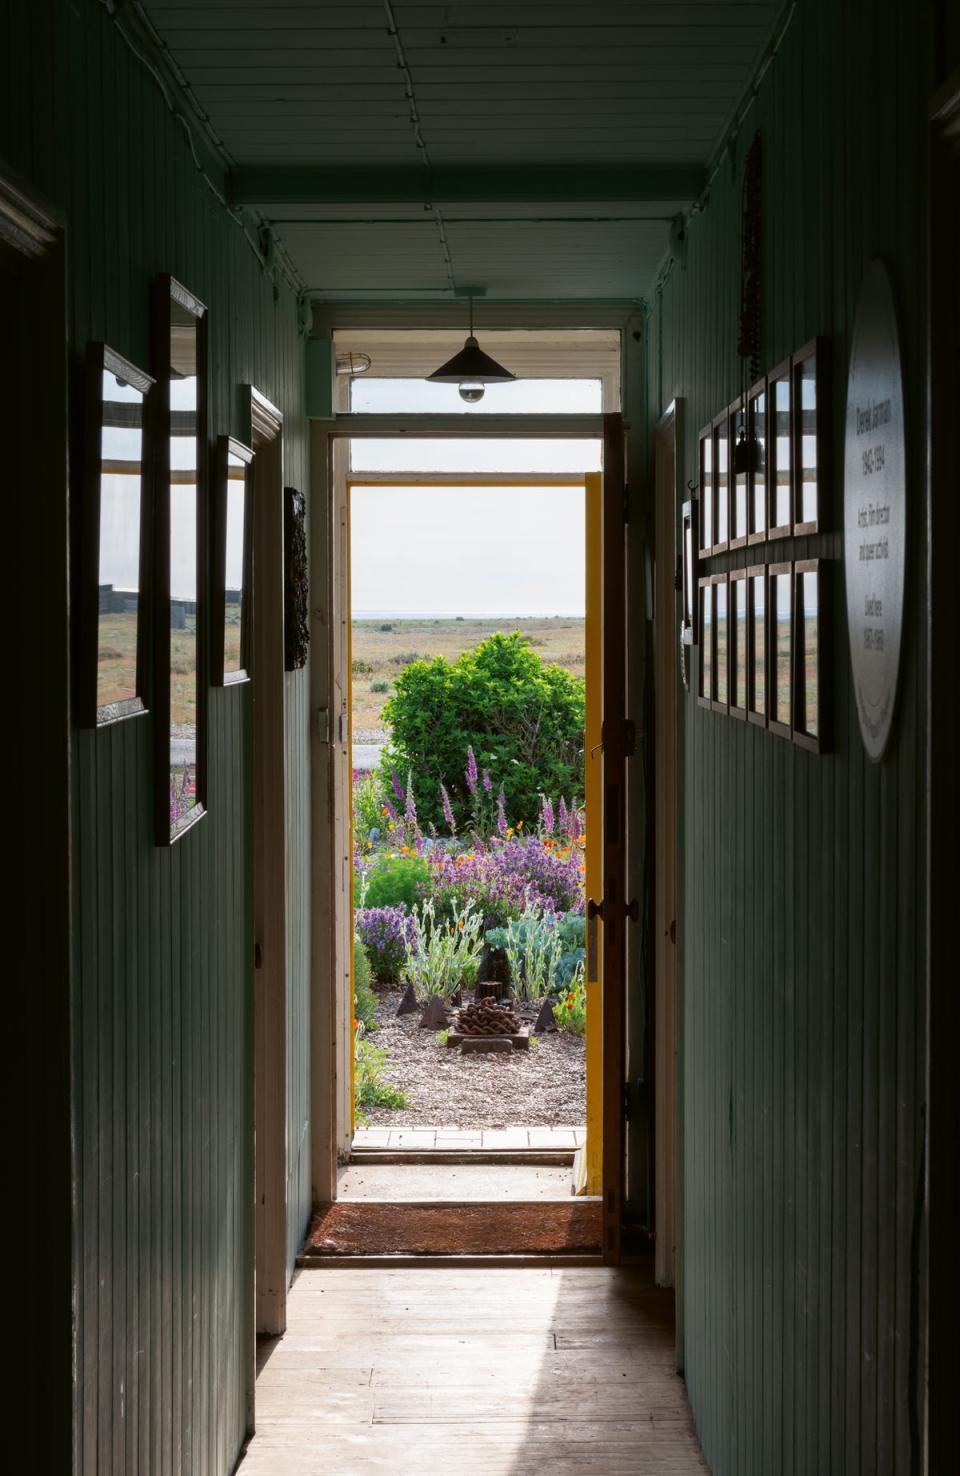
[355,906,418,984]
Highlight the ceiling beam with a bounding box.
[229,164,706,207]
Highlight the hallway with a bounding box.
[240,1265,707,1475]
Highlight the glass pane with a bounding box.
[772,375,791,527]
[715,580,728,704]
[733,578,747,710]
[224,453,246,674]
[700,582,712,699]
[97,367,144,710]
[749,389,766,537]
[683,518,694,627]
[732,407,748,541]
[350,437,601,473]
[700,434,713,551]
[774,571,792,726]
[799,357,817,524]
[715,424,728,545]
[751,574,766,716]
[351,376,602,414]
[169,304,199,832]
[801,570,819,735]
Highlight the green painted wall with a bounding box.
[644,2,940,1472]
[1,2,311,1469]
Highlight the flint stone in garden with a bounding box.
[396,983,419,1016]
[533,997,558,1034]
[418,995,449,1030]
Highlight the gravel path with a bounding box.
[362,990,586,1128]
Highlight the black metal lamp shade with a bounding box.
[426,335,516,384]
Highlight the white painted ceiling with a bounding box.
[141,1,786,301]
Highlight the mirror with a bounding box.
[698,576,713,706]
[81,344,153,726]
[730,405,748,545]
[714,418,729,549]
[793,341,826,532]
[748,567,767,724]
[769,363,792,535]
[730,571,748,716]
[748,382,767,542]
[794,560,825,750]
[681,497,698,646]
[214,437,253,685]
[714,577,729,709]
[155,277,207,843]
[699,428,713,553]
[771,563,793,734]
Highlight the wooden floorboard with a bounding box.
[239,1265,710,1474]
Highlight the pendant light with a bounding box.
[426,297,516,403]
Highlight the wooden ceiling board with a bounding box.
[139,0,787,298]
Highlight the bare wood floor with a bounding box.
[239,1265,709,1475]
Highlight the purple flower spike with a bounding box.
[558,796,570,836]
[497,783,507,836]
[391,769,405,805]
[384,797,398,824]
[404,770,418,828]
[465,745,478,795]
[570,805,582,841]
[482,768,493,794]
[541,794,555,835]
[440,782,456,831]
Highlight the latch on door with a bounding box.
[587,897,639,923]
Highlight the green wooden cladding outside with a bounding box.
[644,1,941,1472]
[1,1,312,1471]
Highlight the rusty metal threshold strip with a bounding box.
[296,1252,604,1270]
[348,1148,575,1167]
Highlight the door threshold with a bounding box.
[348,1148,575,1167]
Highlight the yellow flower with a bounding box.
[400,844,409,854]
[457,919,465,930]
[517,819,524,829]
[388,822,396,831]
[506,827,514,839]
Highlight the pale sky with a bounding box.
[351,485,586,616]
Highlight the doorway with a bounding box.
[309,391,630,1261]
[345,469,600,1191]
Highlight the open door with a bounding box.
[600,412,630,1263]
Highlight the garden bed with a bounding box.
[359,990,586,1129]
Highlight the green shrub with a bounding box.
[378,622,393,632]
[356,853,431,910]
[380,631,584,830]
[352,658,373,675]
[354,1038,408,1111]
[354,937,377,1032]
[370,679,390,693]
[353,770,386,846]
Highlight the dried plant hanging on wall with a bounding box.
[738,132,763,384]
[284,486,309,671]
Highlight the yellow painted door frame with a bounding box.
[345,472,603,1179]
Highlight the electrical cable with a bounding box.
[383,0,458,295]
[96,0,305,301]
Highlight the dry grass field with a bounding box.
[351,616,585,737]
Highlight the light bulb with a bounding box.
[458,382,484,403]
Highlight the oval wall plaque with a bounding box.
[843,260,907,761]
